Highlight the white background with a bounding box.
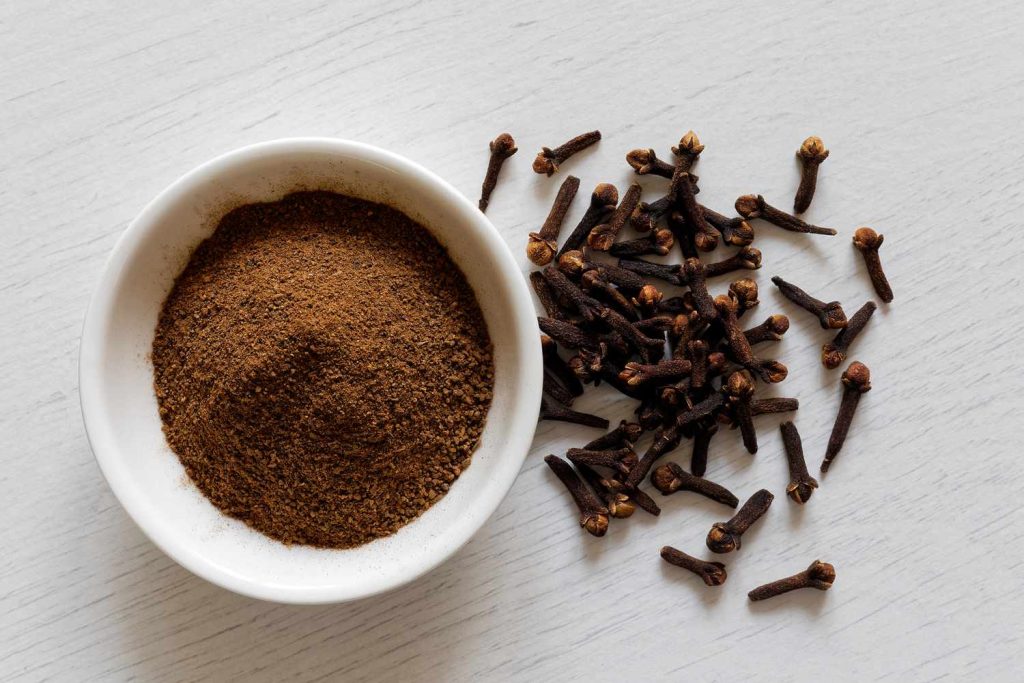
[2,1,1023,680]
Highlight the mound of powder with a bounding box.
[152,191,494,548]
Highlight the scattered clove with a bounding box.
[703,246,762,278]
[538,317,598,351]
[771,276,848,329]
[581,270,639,320]
[626,148,675,178]
[540,397,609,429]
[748,560,835,601]
[793,136,829,214]
[575,463,636,518]
[557,183,619,258]
[702,204,755,246]
[672,130,704,173]
[780,421,818,504]
[584,421,644,450]
[609,228,675,257]
[852,227,894,303]
[544,454,609,536]
[567,447,636,475]
[530,271,567,321]
[588,183,643,251]
[690,420,718,477]
[822,301,876,369]
[478,133,518,212]
[660,546,727,586]
[619,359,692,387]
[533,130,601,176]
[682,258,717,320]
[821,361,871,472]
[744,314,790,345]
[725,370,758,454]
[750,397,799,416]
[617,257,683,286]
[541,265,602,321]
[735,194,837,236]
[706,489,774,553]
[651,462,738,507]
[527,175,580,266]
[541,335,583,396]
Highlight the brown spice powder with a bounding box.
[152,191,494,548]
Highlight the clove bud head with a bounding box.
[592,182,619,208]
[557,250,585,277]
[805,559,837,588]
[842,361,872,392]
[532,148,559,176]
[852,226,884,251]
[736,246,763,270]
[673,130,705,157]
[526,233,557,266]
[582,510,610,537]
[787,476,819,504]
[626,148,660,175]
[797,136,829,164]
[706,524,741,554]
[634,284,664,309]
[726,370,756,399]
[729,278,760,310]
[490,132,518,158]
[734,194,763,219]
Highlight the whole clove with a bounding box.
[575,463,636,519]
[672,130,704,173]
[538,317,598,350]
[690,420,718,477]
[533,130,601,176]
[793,136,829,214]
[581,270,639,320]
[714,295,757,370]
[702,205,755,247]
[736,194,837,236]
[780,421,818,504]
[771,276,848,329]
[598,306,664,361]
[651,461,738,507]
[729,278,760,317]
[543,454,609,536]
[626,148,675,178]
[633,284,664,317]
[567,446,636,475]
[479,133,518,212]
[660,546,727,586]
[619,359,692,387]
[852,227,894,303]
[725,370,758,454]
[671,169,719,251]
[540,397,609,429]
[584,421,644,450]
[541,266,602,321]
[744,314,790,345]
[609,228,675,257]
[748,560,835,601]
[703,246,762,278]
[588,183,643,251]
[528,175,580,266]
[822,301,876,369]
[544,370,576,406]
[557,183,619,258]
[821,361,871,472]
[617,257,683,286]
[706,489,774,553]
[541,335,583,396]
[682,258,717,320]
[530,271,567,321]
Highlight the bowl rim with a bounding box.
[79,137,542,604]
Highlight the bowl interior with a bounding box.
[80,139,541,603]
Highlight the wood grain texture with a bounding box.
[2,0,1023,680]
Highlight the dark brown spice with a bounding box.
[530,271,567,320]
[557,183,618,258]
[793,136,829,214]
[540,397,609,429]
[821,361,871,472]
[527,175,580,266]
[771,276,848,329]
[479,133,518,212]
[780,421,818,504]
[725,370,758,454]
[748,560,835,601]
[651,462,738,507]
[660,546,727,586]
[152,191,494,549]
[544,455,609,536]
[706,489,774,553]
[703,247,762,278]
[852,227,894,303]
[744,314,790,345]
[750,397,799,416]
[626,148,675,178]
[822,301,876,369]
[608,228,675,257]
[736,194,837,236]
[588,183,642,251]
[541,335,583,397]
[533,130,602,176]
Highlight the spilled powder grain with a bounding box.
[152,191,494,548]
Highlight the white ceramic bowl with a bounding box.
[80,138,542,604]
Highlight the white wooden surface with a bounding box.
[3,1,1023,680]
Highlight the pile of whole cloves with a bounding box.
[480,130,892,601]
